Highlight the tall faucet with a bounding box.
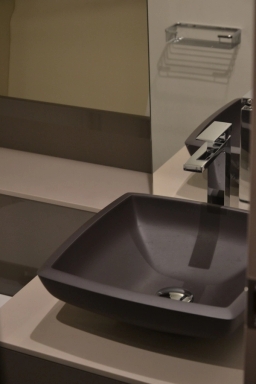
[183,121,232,206]
[239,98,252,204]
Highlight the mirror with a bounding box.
[0,0,149,117]
[2,0,254,185]
[147,0,254,197]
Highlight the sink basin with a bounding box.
[38,193,248,338]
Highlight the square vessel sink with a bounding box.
[38,193,248,338]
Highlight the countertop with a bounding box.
[0,147,151,213]
[0,146,248,383]
[0,276,245,384]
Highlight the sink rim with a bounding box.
[38,193,247,322]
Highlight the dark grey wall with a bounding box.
[0,194,95,296]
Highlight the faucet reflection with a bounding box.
[183,121,232,206]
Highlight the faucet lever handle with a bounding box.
[196,121,232,143]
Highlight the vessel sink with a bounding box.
[38,193,248,338]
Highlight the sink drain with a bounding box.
[157,287,194,302]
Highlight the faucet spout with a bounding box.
[184,121,232,206]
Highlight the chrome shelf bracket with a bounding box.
[165,23,241,49]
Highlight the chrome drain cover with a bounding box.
[157,287,194,302]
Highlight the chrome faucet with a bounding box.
[239,98,252,204]
[183,121,232,206]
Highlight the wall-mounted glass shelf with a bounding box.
[165,23,241,50]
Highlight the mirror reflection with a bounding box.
[0,0,149,116]
[148,0,254,184]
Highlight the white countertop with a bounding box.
[0,146,248,383]
[0,148,151,212]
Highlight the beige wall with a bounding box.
[0,0,15,95]
[8,0,149,116]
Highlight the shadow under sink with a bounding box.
[38,193,248,338]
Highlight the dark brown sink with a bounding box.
[38,193,248,338]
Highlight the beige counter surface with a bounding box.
[0,276,245,384]
[0,147,151,212]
